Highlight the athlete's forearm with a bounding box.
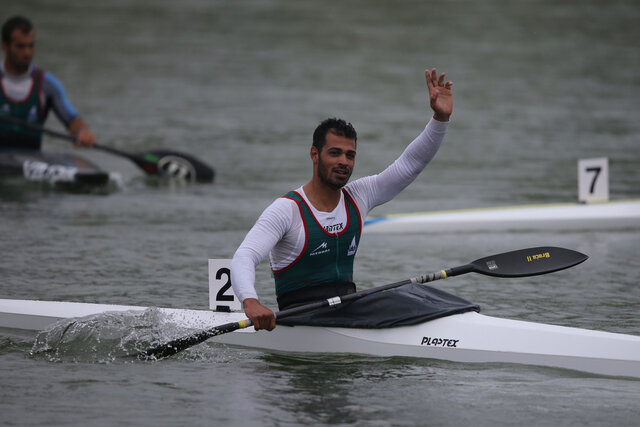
[230,247,261,302]
[349,117,449,209]
[66,117,96,147]
[68,117,87,135]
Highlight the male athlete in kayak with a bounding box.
[231,68,453,331]
[0,16,95,149]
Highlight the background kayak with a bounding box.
[364,199,640,233]
[0,148,113,188]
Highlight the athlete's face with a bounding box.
[312,131,356,190]
[2,29,35,74]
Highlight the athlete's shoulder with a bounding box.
[344,180,373,214]
[41,69,67,94]
[280,189,303,200]
[256,196,298,233]
[345,176,375,198]
[263,196,298,215]
[30,65,46,75]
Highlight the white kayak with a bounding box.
[363,199,640,234]
[1,298,639,379]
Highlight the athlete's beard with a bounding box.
[317,155,351,190]
[7,53,31,74]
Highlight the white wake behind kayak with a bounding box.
[363,199,640,233]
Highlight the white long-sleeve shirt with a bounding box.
[231,118,449,302]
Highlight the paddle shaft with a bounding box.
[132,246,588,360]
[0,114,127,154]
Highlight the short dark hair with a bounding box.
[2,16,33,44]
[312,118,357,151]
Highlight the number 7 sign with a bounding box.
[578,157,609,203]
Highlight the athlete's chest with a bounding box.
[310,208,348,235]
[0,75,35,101]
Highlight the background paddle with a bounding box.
[130,246,587,360]
[0,115,215,183]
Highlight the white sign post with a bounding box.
[208,259,241,312]
[578,157,609,203]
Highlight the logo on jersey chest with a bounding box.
[347,236,357,256]
[309,237,357,257]
[27,106,38,122]
[310,242,331,256]
[323,222,344,233]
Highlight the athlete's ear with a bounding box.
[310,146,319,163]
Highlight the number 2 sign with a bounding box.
[578,157,609,203]
[209,259,241,312]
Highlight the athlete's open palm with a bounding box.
[426,68,453,121]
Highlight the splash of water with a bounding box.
[27,307,241,363]
[28,308,194,363]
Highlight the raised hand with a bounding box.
[425,68,453,122]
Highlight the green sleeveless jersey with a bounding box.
[0,67,45,149]
[273,189,362,297]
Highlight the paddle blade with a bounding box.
[129,320,245,360]
[132,150,215,183]
[133,329,214,360]
[469,246,588,278]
